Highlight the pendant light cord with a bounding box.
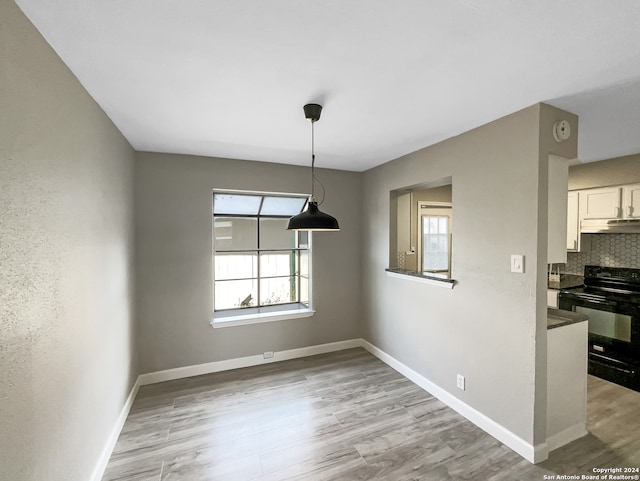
[311,119,315,200]
[310,119,326,205]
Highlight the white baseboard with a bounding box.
[93,336,556,481]
[137,339,362,385]
[359,339,547,464]
[91,339,360,480]
[546,423,588,452]
[89,377,141,481]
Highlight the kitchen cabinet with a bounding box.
[566,191,590,252]
[547,289,559,308]
[566,191,580,252]
[623,183,640,219]
[578,183,640,220]
[547,314,588,451]
[579,186,622,220]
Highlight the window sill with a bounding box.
[211,307,315,328]
[385,268,456,289]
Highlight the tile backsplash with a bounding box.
[562,234,640,275]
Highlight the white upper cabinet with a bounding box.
[566,191,580,252]
[570,183,640,241]
[579,184,640,220]
[623,184,640,219]
[579,186,623,220]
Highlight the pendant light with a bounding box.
[287,103,340,231]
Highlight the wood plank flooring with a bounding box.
[102,348,640,481]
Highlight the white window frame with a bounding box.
[210,189,315,328]
[417,201,453,277]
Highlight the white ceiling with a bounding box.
[15,0,640,172]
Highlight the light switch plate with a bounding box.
[511,255,524,273]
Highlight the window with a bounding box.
[419,205,452,274]
[212,191,312,324]
[388,179,456,288]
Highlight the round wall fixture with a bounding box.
[553,120,571,142]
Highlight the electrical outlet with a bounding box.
[263,351,274,359]
[456,374,465,391]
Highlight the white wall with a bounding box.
[134,152,362,373]
[362,103,578,452]
[0,3,136,481]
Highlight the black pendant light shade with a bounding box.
[287,201,340,231]
[287,103,340,231]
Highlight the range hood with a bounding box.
[581,218,640,233]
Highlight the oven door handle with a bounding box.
[576,297,617,307]
[590,353,636,374]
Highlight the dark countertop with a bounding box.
[385,268,456,285]
[547,307,588,330]
[547,274,584,290]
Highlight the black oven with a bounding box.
[558,266,640,392]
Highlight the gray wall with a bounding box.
[0,3,136,481]
[361,103,577,447]
[569,154,640,190]
[134,152,362,373]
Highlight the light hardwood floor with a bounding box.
[102,348,640,481]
